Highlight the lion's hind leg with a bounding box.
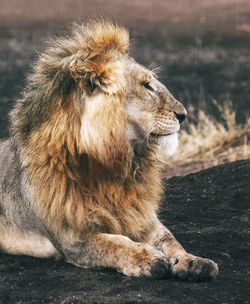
[0,216,60,259]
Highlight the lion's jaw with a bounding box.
[126,108,180,156]
[156,132,179,156]
[127,118,179,156]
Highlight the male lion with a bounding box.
[0,21,218,280]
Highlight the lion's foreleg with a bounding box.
[62,233,169,278]
[143,220,219,281]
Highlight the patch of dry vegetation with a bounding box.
[163,102,250,178]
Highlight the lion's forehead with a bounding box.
[124,60,154,82]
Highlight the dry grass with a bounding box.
[162,101,250,178]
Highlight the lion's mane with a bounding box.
[10,21,164,240]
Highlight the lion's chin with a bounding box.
[156,132,179,156]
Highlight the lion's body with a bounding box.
[0,21,218,280]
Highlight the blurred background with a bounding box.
[0,0,249,174]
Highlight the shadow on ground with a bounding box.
[0,159,249,304]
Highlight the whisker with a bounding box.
[150,66,164,78]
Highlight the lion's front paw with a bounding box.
[120,245,170,279]
[171,255,219,281]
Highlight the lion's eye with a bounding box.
[142,82,154,92]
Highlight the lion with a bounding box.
[0,20,218,280]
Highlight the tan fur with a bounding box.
[0,217,60,258]
[0,20,218,280]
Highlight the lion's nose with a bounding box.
[171,98,187,124]
[174,111,187,124]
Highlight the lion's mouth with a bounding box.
[150,132,173,137]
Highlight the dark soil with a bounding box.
[0,159,249,304]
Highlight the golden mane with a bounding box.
[10,20,164,240]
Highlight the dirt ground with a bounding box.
[0,159,249,304]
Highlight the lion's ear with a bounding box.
[69,56,125,95]
[69,58,96,93]
[69,21,129,94]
